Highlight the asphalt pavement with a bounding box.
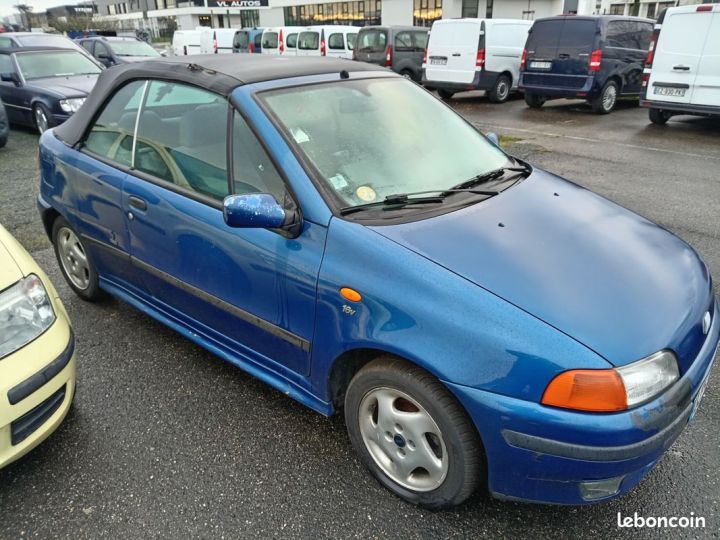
[0,96,718,539]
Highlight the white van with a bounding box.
[422,18,532,103]
[641,4,720,124]
[296,26,359,59]
[261,27,303,55]
[199,28,239,54]
[171,30,201,56]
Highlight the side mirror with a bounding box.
[0,72,20,85]
[485,132,500,146]
[223,193,289,230]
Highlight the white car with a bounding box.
[171,30,201,56]
[422,18,532,103]
[261,27,303,56]
[641,4,720,124]
[296,26,359,59]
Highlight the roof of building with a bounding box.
[54,54,387,146]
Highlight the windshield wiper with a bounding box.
[450,164,531,191]
[339,188,499,216]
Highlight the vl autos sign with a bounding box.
[208,0,269,7]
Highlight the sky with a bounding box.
[0,0,69,18]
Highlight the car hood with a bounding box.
[370,169,713,371]
[0,238,22,291]
[27,74,99,98]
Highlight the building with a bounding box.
[93,0,572,37]
[579,0,711,18]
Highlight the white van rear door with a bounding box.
[691,10,720,107]
[426,21,480,84]
[485,21,530,85]
[648,9,712,105]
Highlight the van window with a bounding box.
[254,33,263,49]
[606,21,635,48]
[328,33,345,50]
[557,20,598,48]
[298,31,319,50]
[263,32,278,49]
[395,32,414,51]
[234,31,249,49]
[635,22,653,50]
[526,19,564,49]
[358,29,387,52]
[413,31,428,49]
[347,33,356,50]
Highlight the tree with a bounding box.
[14,4,33,30]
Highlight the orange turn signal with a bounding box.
[541,369,627,412]
[340,287,362,302]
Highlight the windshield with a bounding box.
[261,78,510,210]
[357,29,387,52]
[17,51,102,79]
[262,32,278,49]
[110,40,160,57]
[298,31,319,50]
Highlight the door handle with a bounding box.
[451,53,461,57]
[128,196,147,211]
[673,65,690,71]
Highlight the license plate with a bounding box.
[430,58,447,66]
[654,86,686,97]
[530,61,552,70]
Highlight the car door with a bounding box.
[691,11,720,107]
[0,53,27,125]
[67,80,146,293]
[121,80,324,377]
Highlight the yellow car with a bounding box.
[0,224,75,468]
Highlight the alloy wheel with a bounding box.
[57,227,90,290]
[34,106,49,134]
[358,387,448,492]
[603,85,617,113]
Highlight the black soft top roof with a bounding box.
[54,54,385,147]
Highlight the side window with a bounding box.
[606,21,632,48]
[254,33,263,49]
[328,33,345,50]
[232,111,290,205]
[413,32,428,50]
[346,33,356,50]
[84,80,146,164]
[0,54,14,75]
[80,40,94,53]
[0,38,13,48]
[95,43,111,58]
[394,32,414,51]
[636,22,653,50]
[136,81,229,200]
[286,32,298,48]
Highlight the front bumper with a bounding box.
[448,301,719,505]
[0,310,76,469]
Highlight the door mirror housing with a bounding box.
[0,72,20,85]
[223,193,301,236]
[485,132,499,146]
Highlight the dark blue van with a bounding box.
[519,15,654,113]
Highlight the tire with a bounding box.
[649,108,672,125]
[590,80,619,114]
[399,69,414,81]
[0,135,6,149]
[524,92,545,109]
[345,357,484,509]
[438,89,455,101]
[488,74,512,103]
[52,217,106,302]
[33,103,55,134]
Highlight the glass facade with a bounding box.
[284,1,382,26]
[240,10,260,27]
[413,0,442,27]
[461,0,478,18]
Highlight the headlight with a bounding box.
[59,97,86,113]
[541,350,680,412]
[0,275,56,359]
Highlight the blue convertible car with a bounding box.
[38,55,718,508]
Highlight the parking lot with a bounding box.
[0,95,719,539]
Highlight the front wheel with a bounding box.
[33,103,54,134]
[345,357,484,509]
[524,92,546,109]
[437,89,455,101]
[590,81,619,114]
[488,74,512,103]
[649,108,672,125]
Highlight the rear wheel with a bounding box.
[52,217,105,302]
[488,74,512,103]
[344,357,484,509]
[524,92,546,109]
[0,135,6,149]
[590,80,619,114]
[438,89,455,101]
[649,108,672,125]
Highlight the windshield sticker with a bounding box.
[329,174,349,190]
[291,127,310,144]
[356,186,377,202]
